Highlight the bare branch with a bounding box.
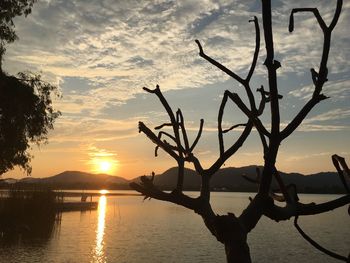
[130,182,200,211]
[289,8,327,32]
[258,132,268,155]
[155,123,173,130]
[262,0,280,136]
[195,40,244,84]
[264,195,350,222]
[310,68,318,85]
[256,85,267,115]
[329,0,343,30]
[295,195,350,216]
[273,167,292,204]
[283,1,343,140]
[246,16,260,82]
[196,34,260,114]
[185,154,204,174]
[281,94,328,139]
[155,131,179,157]
[225,90,270,137]
[143,86,177,127]
[136,2,346,261]
[143,85,183,154]
[294,216,349,262]
[143,86,159,94]
[157,131,176,143]
[189,119,204,152]
[176,160,185,192]
[289,0,343,32]
[206,120,254,176]
[139,122,178,160]
[218,91,228,156]
[332,155,350,193]
[222,123,247,134]
[176,109,190,151]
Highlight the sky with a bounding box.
[2,0,350,179]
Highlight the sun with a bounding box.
[88,147,119,174]
[98,160,112,173]
[90,158,118,174]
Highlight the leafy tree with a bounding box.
[0,0,36,70]
[0,0,60,175]
[131,1,349,262]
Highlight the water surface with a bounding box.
[0,192,348,262]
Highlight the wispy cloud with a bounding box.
[289,79,350,101]
[6,0,347,109]
[304,108,350,124]
[3,0,349,177]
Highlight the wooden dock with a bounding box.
[53,191,140,212]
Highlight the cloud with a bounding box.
[297,124,348,132]
[286,151,350,162]
[3,0,349,177]
[48,116,141,143]
[278,108,350,132]
[289,79,350,101]
[4,1,348,112]
[303,108,350,124]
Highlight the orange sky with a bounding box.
[2,0,350,179]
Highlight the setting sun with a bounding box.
[98,161,112,173]
[87,147,119,174]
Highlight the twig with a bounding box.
[189,119,204,152]
[294,216,348,262]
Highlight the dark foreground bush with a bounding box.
[0,189,61,244]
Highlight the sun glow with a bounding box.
[99,189,109,195]
[99,160,112,173]
[88,147,119,175]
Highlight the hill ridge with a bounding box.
[1,166,345,194]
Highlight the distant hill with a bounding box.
[2,171,129,189]
[38,171,128,185]
[133,166,346,194]
[0,166,346,193]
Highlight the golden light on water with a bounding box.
[94,196,107,263]
[99,189,109,195]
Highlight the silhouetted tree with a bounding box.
[0,0,36,71]
[0,0,60,175]
[131,1,349,262]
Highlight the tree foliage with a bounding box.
[0,0,37,65]
[0,0,60,175]
[0,72,60,175]
[0,0,35,40]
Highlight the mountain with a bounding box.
[14,171,129,189]
[0,178,17,184]
[136,166,346,193]
[1,166,346,193]
[38,171,128,185]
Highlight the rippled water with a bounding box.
[0,192,348,263]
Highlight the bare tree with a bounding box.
[130,1,349,262]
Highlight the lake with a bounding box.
[0,191,348,262]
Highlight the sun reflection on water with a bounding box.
[94,196,107,263]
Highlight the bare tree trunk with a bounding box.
[203,213,252,263]
[225,241,252,263]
